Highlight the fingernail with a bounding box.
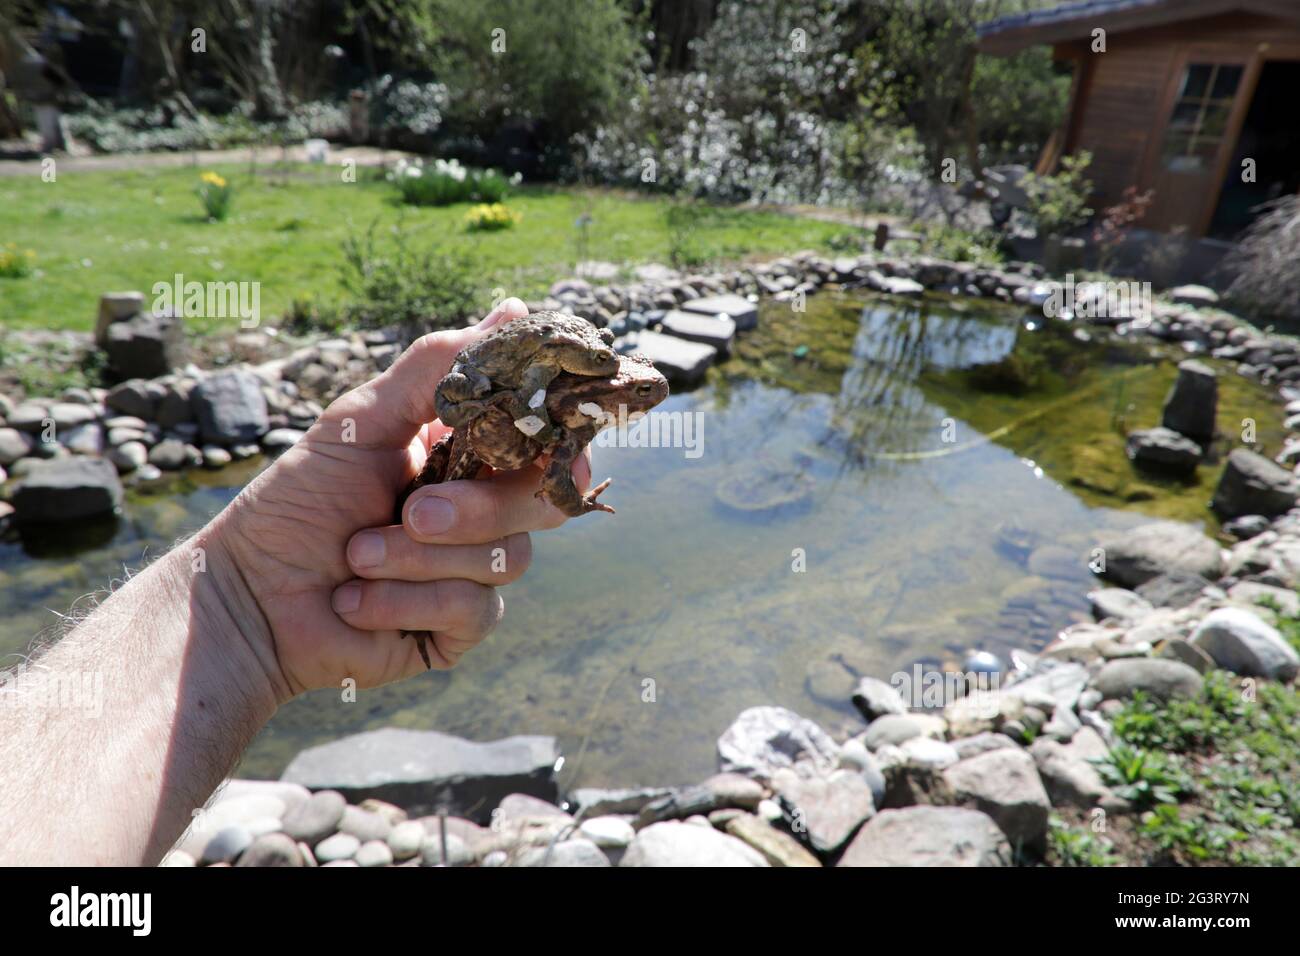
[333,583,361,614]
[477,296,523,330]
[476,302,508,330]
[349,531,385,569]
[410,495,456,536]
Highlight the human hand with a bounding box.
[205,298,592,701]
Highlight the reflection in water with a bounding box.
[0,293,1285,789]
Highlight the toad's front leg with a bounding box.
[434,363,495,427]
[504,364,562,444]
[537,426,613,516]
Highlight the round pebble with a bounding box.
[756,799,783,823]
[339,805,391,843]
[577,816,635,849]
[315,833,360,863]
[262,428,305,450]
[282,789,346,845]
[202,445,232,468]
[230,443,260,460]
[354,840,394,867]
[420,833,472,867]
[106,437,145,471]
[244,815,284,837]
[236,833,303,867]
[386,821,425,861]
[200,825,253,865]
[148,438,188,470]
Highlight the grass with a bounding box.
[0,162,847,333]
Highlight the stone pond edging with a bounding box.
[5,247,1299,528]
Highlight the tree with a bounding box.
[429,0,644,146]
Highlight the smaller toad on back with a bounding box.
[433,311,618,442]
[469,351,669,515]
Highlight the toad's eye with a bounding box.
[636,383,654,395]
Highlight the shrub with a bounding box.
[1022,151,1094,237]
[429,0,643,146]
[1092,187,1154,275]
[64,99,348,154]
[337,219,480,329]
[374,77,449,137]
[464,203,521,232]
[920,224,1004,264]
[0,243,36,278]
[1223,196,1300,323]
[577,71,847,205]
[196,171,234,221]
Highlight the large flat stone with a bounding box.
[837,806,1009,867]
[1091,658,1204,701]
[658,310,736,355]
[625,329,717,387]
[9,457,123,522]
[280,727,559,824]
[681,293,758,331]
[1095,520,1223,587]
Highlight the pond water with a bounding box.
[0,293,1285,789]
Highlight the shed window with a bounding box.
[1161,63,1243,172]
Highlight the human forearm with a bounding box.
[0,523,280,865]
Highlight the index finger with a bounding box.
[320,296,529,449]
[401,448,595,544]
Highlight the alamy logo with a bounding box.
[0,664,103,717]
[588,405,704,459]
[890,663,1004,714]
[50,886,151,936]
[152,273,260,328]
[1041,274,1151,323]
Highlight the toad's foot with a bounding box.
[402,629,434,670]
[538,476,616,515]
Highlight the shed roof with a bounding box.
[978,0,1300,55]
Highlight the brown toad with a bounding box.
[433,311,619,443]
[398,352,669,668]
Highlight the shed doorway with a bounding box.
[1209,59,1300,239]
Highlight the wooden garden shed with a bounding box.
[979,0,1300,239]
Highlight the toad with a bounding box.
[433,311,619,444]
[398,352,669,668]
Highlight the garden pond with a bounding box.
[0,292,1285,788]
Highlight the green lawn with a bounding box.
[0,162,848,333]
